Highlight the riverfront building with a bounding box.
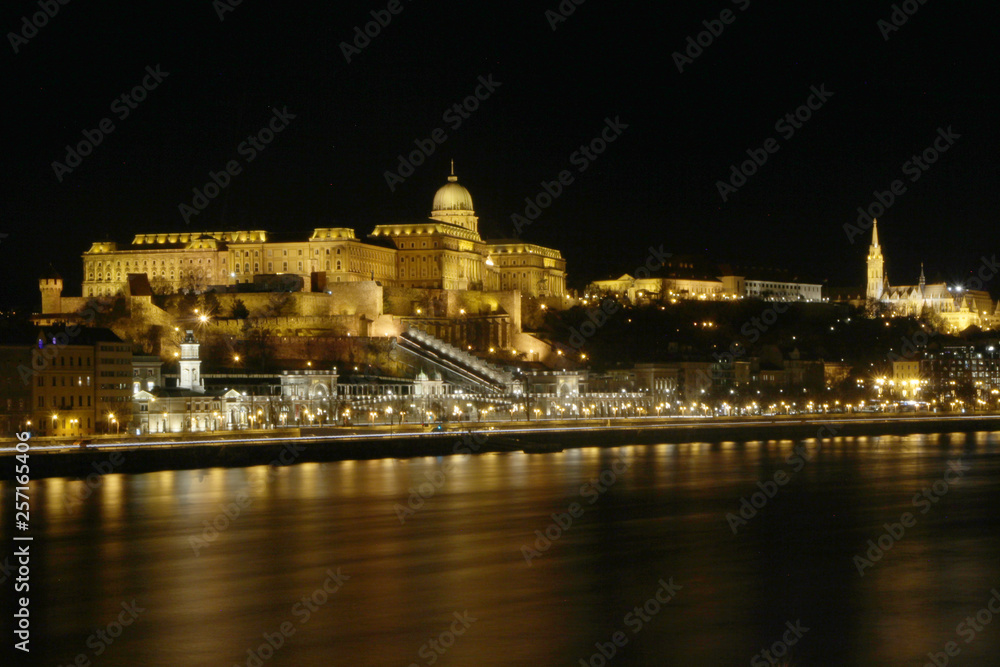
[28,327,133,437]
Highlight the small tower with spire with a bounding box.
[919,262,926,297]
[867,219,885,300]
[178,330,204,393]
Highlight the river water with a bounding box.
[3,431,1000,666]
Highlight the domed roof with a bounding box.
[432,163,474,212]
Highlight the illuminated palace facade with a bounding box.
[80,168,566,299]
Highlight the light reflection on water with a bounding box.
[2,431,999,666]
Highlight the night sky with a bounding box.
[2,0,998,310]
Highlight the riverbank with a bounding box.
[3,413,1000,480]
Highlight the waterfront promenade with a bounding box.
[4,412,1000,480]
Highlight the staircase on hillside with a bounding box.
[397,327,517,393]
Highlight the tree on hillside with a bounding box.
[231,299,250,319]
[201,290,221,317]
[241,320,275,370]
[263,292,297,317]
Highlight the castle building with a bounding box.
[865,219,994,331]
[587,257,822,303]
[78,166,566,299]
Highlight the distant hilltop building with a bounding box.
[76,165,566,300]
[865,219,996,331]
[586,256,823,303]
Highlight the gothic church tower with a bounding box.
[867,219,885,300]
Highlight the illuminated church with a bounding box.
[866,219,993,331]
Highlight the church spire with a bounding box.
[448,159,457,183]
[866,218,884,301]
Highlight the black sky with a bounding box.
[2,0,998,310]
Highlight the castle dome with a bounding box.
[432,162,473,213]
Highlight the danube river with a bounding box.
[3,430,1000,666]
